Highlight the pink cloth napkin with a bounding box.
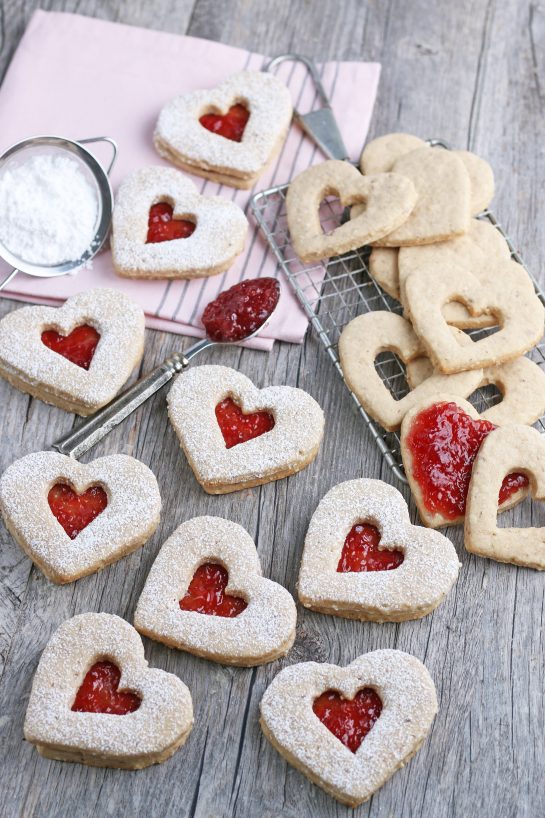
[0,11,380,349]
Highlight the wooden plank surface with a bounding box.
[0,1,544,816]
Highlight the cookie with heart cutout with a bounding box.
[368,247,400,299]
[465,424,545,568]
[0,288,145,415]
[259,649,437,807]
[297,479,460,622]
[338,311,483,431]
[286,159,417,263]
[167,364,324,494]
[134,516,296,665]
[154,71,292,189]
[400,393,529,528]
[24,613,193,768]
[0,451,161,584]
[111,166,248,279]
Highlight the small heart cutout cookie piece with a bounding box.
[260,649,437,807]
[286,160,417,263]
[134,516,297,666]
[0,451,161,583]
[0,288,145,415]
[401,395,528,528]
[24,613,193,768]
[466,425,545,568]
[154,71,292,188]
[167,365,324,494]
[112,166,248,279]
[41,324,100,370]
[298,479,460,621]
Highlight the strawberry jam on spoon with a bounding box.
[72,660,141,714]
[199,104,250,142]
[202,277,280,343]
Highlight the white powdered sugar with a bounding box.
[0,153,98,265]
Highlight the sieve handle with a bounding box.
[0,268,18,292]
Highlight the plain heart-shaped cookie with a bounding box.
[154,70,293,188]
[259,649,437,807]
[134,516,297,665]
[298,479,460,621]
[465,424,545,568]
[286,159,417,263]
[167,364,324,494]
[0,451,161,583]
[111,166,248,279]
[0,289,145,415]
[24,613,193,768]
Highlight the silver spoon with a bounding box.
[52,278,281,459]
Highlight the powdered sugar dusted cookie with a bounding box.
[298,479,460,621]
[135,516,296,665]
[0,288,145,415]
[0,451,161,584]
[338,311,482,431]
[286,160,417,263]
[167,365,324,494]
[260,649,437,807]
[465,425,545,569]
[24,613,193,768]
[111,166,248,279]
[154,71,293,188]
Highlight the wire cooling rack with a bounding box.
[250,154,545,484]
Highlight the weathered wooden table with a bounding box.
[0,1,544,816]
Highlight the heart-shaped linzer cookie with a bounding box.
[401,394,529,528]
[286,160,417,264]
[134,516,297,665]
[0,289,145,415]
[24,613,193,768]
[260,649,437,807]
[167,365,324,494]
[111,166,248,279]
[0,451,161,583]
[154,70,293,188]
[465,424,545,568]
[298,479,460,621]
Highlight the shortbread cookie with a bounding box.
[298,479,460,621]
[404,257,544,373]
[0,451,161,583]
[400,394,528,528]
[24,613,193,768]
[260,649,437,807]
[368,247,400,299]
[111,166,248,279]
[286,160,417,263]
[135,516,296,665]
[154,71,292,189]
[167,365,324,494]
[0,289,145,415]
[338,312,483,430]
[465,425,545,569]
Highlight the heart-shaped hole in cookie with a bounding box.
[71,660,141,715]
[374,351,410,401]
[215,397,275,449]
[41,325,100,370]
[337,523,404,573]
[146,202,196,244]
[313,688,383,753]
[318,195,347,237]
[179,562,247,617]
[48,483,108,540]
[199,103,249,142]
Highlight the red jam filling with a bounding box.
[406,401,528,519]
[199,104,249,142]
[313,688,383,753]
[146,202,196,243]
[202,277,280,343]
[48,483,108,539]
[215,397,275,449]
[337,524,404,572]
[41,324,100,370]
[72,660,141,715]
[179,563,247,617]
